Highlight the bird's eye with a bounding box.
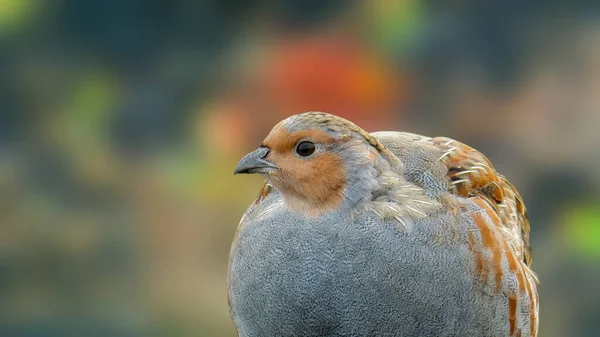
[295,141,316,157]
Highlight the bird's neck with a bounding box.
[276,163,440,223]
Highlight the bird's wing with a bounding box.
[431,136,532,267]
[432,136,539,337]
[372,131,532,266]
[374,131,538,336]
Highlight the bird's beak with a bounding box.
[234,146,279,174]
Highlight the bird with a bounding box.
[228,111,538,337]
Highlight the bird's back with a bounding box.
[373,131,533,267]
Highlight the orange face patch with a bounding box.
[263,122,337,149]
[262,124,347,215]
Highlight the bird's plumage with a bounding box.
[229,112,538,337]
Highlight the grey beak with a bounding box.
[234,146,279,174]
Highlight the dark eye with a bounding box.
[295,141,315,157]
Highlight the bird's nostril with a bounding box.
[258,146,270,159]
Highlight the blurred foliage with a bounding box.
[0,0,38,34]
[564,203,600,260]
[1,1,599,336]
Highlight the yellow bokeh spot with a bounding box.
[0,0,37,32]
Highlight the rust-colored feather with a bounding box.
[433,137,538,337]
[432,137,533,267]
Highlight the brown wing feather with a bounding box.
[432,137,533,266]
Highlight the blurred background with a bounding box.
[1,1,600,336]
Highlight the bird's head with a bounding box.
[235,112,399,215]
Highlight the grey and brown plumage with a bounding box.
[229,112,538,337]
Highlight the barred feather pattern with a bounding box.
[432,137,533,267]
[432,136,539,337]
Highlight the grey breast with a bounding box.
[228,189,510,337]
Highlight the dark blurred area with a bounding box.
[1,1,599,336]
